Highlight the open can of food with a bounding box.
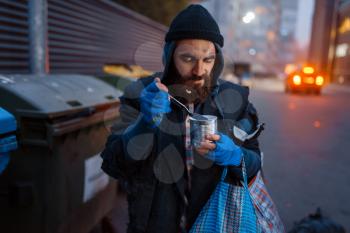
[190,115,217,148]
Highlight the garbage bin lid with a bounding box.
[0,74,122,116]
[0,108,17,134]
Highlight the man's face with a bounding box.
[164,39,216,104]
[173,39,216,89]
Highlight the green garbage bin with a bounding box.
[0,74,122,233]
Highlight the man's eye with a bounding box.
[182,57,193,62]
[204,58,215,63]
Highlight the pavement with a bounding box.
[106,190,128,233]
[246,76,350,94]
[248,79,350,231]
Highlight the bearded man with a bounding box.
[101,5,264,233]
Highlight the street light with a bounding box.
[249,48,257,56]
[237,10,256,61]
[242,11,255,24]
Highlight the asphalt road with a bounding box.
[249,81,350,231]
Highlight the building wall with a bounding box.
[308,0,337,83]
[280,0,298,62]
[0,0,167,75]
[308,0,350,84]
[332,1,350,84]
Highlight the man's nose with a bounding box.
[192,60,205,77]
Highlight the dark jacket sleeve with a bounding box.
[100,78,155,180]
[228,102,263,182]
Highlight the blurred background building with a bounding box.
[199,0,300,77]
[309,0,350,85]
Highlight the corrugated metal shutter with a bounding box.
[48,0,167,74]
[0,0,29,74]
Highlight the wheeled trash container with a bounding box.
[0,74,122,233]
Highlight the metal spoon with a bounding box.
[169,95,207,120]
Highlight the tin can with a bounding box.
[190,115,217,148]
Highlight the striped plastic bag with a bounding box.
[249,171,285,233]
[190,159,260,233]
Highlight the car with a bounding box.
[285,66,324,95]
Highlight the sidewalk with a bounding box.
[323,83,350,94]
[227,76,350,94]
[250,77,284,92]
[108,192,128,233]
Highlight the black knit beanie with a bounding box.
[165,4,224,47]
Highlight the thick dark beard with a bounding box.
[162,62,214,105]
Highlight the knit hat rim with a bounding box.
[165,30,224,47]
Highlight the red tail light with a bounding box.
[315,76,324,86]
[293,75,302,85]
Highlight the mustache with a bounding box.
[185,73,210,82]
[187,75,203,81]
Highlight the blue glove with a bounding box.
[206,133,243,166]
[140,80,171,128]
